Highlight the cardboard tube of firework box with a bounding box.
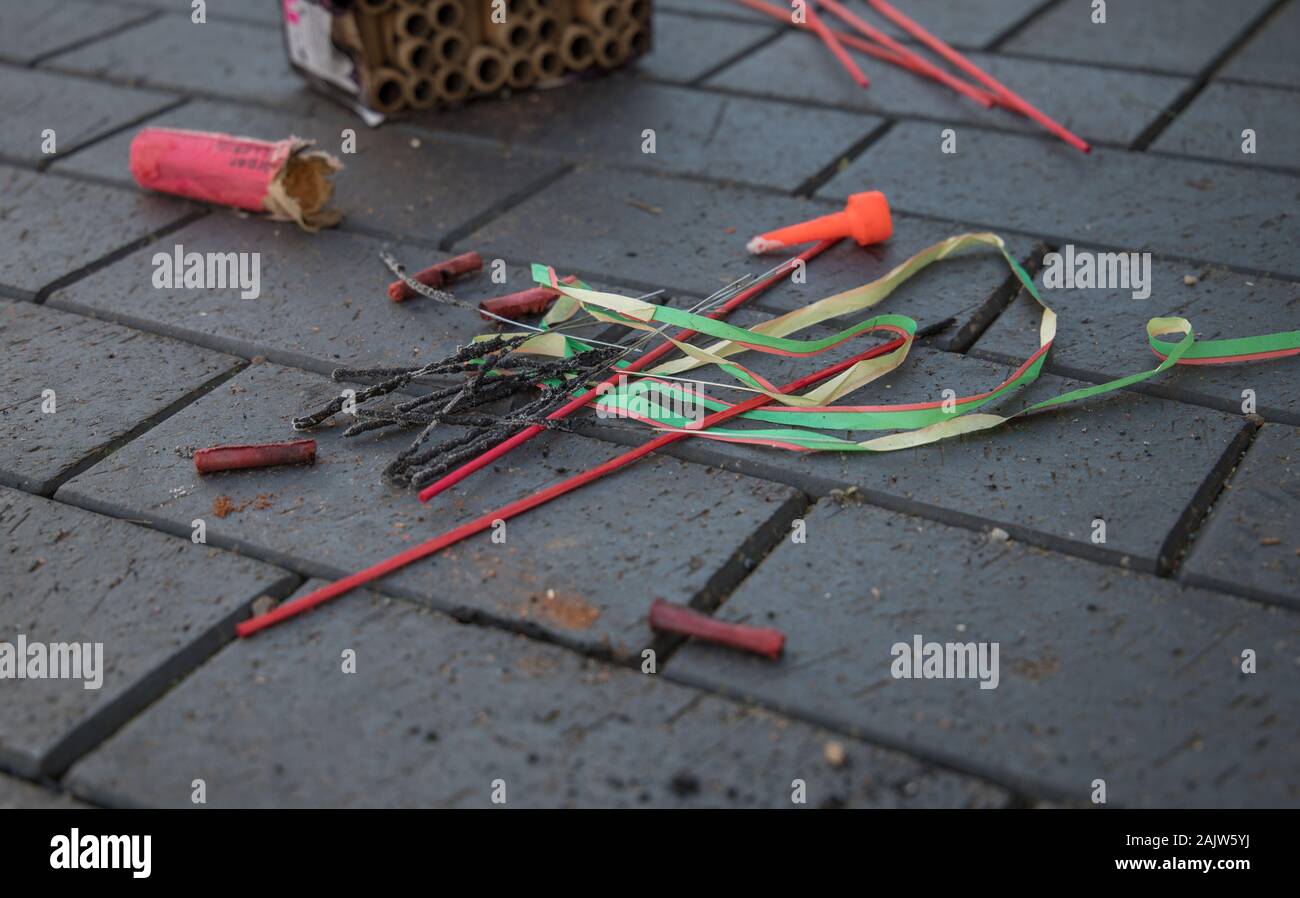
[433,29,470,66]
[561,24,595,71]
[623,0,650,25]
[538,0,574,26]
[593,29,626,68]
[485,16,536,52]
[532,43,564,81]
[356,0,396,14]
[575,0,624,31]
[504,51,538,89]
[429,0,467,32]
[434,67,471,104]
[356,11,389,65]
[534,13,561,44]
[365,66,408,114]
[466,46,508,94]
[129,128,342,231]
[619,21,649,58]
[394,6,431,40]
[403,72,439,109]
[396,37,435,73]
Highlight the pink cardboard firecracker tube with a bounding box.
[128,127,344,232]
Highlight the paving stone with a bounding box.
[633,10,776,83]
[656,0,771,25]
[824,122,1300,279]
[0,773,86,809]
[0,166,195,300]
[867,0,1053,49]
[0,302,238,495]
[0,487,296,778]
[49,98,569,248]
[1183,424,1300,608]
[1152,81,1300,172]
[47,217,641,378]
[41,15,307,107]
[660,0,1049,48]
[579,342,1249,573]
[56,362,804,660]
[423,75,880,192]
[104,0,283,24]
[0,0,150,65]
[972,253,1300,425]
[667,498,1300,807]
[65,579,1007,808]
[1002,0,1275,76]
[706,30,1188,146]
[0,68,176,168]
[1218,0,1300,89]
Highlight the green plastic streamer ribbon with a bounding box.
[485,233,1299,453]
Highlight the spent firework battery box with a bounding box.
[282,0,652,122]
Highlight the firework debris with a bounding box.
[388,251,483,302]
[295,335,622,491]
[478,275,577,321]
[129,128,343,231]
[194,439,317,474]
[648,599,786,660]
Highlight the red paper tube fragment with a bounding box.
[648,599,785,660]
[387,251,483,302]
[128,128,343,231]
[194,439,317,474]
[478,275,578,320]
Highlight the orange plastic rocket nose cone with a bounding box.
[747,191,892,254]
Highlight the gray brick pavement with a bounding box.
[1152,81,1300,171]
[1002,0,1275,76]
[0,68,176,168]
[0,165,195,300]
[825,122,1300,279]
[0,301,239,495]
[705,30,1189,146]
[0,487,296,778]
[0,0,149,65]
[0,0,1296,809]
[1183,424,1299,608]
[667,498,1300,807]
[65,579,1008,808]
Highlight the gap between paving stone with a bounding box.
[61,580,1009,808]
[1179,422,1300,610]
[0,64,179,170]
[0,164,203,302]
[0,486,300,779]
[0,0,155,67]
[662,496,1300,807]
[0,301,243,497]
[1127,0,1294,152]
